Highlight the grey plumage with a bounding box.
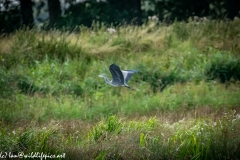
[99,63,137,89]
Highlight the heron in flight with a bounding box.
[99,63,138,89]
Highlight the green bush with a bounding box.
[205,52,240,82]
[138,64,187,92]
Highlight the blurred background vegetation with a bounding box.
[0,0,240,33]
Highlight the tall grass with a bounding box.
[0,19,240,159]
[2,112,239,159]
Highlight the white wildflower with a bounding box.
[107,28,116,34]
[179,118,185,123]
[152,15,159,21]
[196,132,201,136]
[148,15,159,21]
[91,31,95,36]
[194,16,199,21]
[232,119,236,123]
[72,124,76,129]
[169,125,174,130]
[236,114,240,120]
[202,17,208,22]
[232,110,236,114]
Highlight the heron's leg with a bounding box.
[124,85,135,90]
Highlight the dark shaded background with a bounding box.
[0,0,239,33]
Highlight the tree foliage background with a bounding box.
[0,0,239,33]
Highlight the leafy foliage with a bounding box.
[205,52,240,82]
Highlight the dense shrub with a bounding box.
[205,53,240,82]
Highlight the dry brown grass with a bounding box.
[0,36,13,55]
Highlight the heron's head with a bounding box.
[98,74,106,78]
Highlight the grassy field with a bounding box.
[1,18,240,159]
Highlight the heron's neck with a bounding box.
[103,76,115,86]
[103,76,111,84]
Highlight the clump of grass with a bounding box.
[17,76,49,94]
[138,63,187,92]
[173,18,240,54]
[166,110,240,159]
[0,122,64,154]
[88,115,122,142]
[205,50,240,82]
[1,29,84,69]
[0,68,16,97]
[1,109,240,159]
[69,110,240,159]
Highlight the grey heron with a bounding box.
[99,63,138,89]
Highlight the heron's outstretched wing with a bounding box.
[121,70,138,83]
[109,63,124,85]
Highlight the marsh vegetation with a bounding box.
[1,19,240,159]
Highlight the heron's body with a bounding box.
[99,63,137,89]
